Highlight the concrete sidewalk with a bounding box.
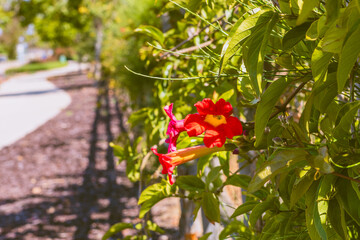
[0,61,87,149]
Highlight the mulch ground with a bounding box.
[0,72,179,239]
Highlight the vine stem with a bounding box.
[269,80,309,119]
[331,172,360,184]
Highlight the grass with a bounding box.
[5,61,68,75]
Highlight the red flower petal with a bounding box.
[215,98,233,117]
[151,147,175,184]
[195,98,215,115]
[184,114,207,137]
[203,129,226,148]
[224,116,243,139]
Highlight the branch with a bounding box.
[243,79,309,130]
[160,14,226,59]
[269,80,308,119]
[161,40,213,58]
[331,172,360,184]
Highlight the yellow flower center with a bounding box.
[204,114,227,127]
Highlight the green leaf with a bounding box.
[198,232,212,240]
[219,9,275,73]
[218,89,234,101]
[297,0,320,25]
[248,149,308,192]
[305,182,322,240]
[321,14,348,53]
[325,0,341,24]
[145,220,165,234]
[311,41,333,82]
[224,174,251,188]
[313,73,337,113]
[205,166,222,187]
[261,213,290,240]
[328,198,348,239]
[197,155,211,176]
[135,25,165,45]
[219,220,251,240]
[309,155,334,174]
[138,182,171,218]
[102,222,133,240]
[306,19,319,40]
[290,170,315,208]
[230,201,259,218]
[244,11,279,95]
[282,22,312,50]
[202,192,220,223]
[335,177,360,225]
[254,77,291,147]
[337,24,360,93]
[128,108,148,127]
[316,175,336,235]
[176,175,205,191]
[249,197,276,228]
[110,142,126,159]
[333,101,360,139]
[276,54,294,69]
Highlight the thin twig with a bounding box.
[161,14,226,59]
[331,172,360,184]
[161,40,214,58]
[269,80,309,119]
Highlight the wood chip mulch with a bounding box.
[0,72,180,240]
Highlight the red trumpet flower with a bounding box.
[151,145,225,184]
[184,98,243,148]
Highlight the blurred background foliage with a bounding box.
[2,0,360,239]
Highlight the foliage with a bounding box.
[110,0,360,239]
[10,0,360,238]
[0,7,23,59]
[17,0,92,49]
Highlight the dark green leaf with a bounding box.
[290,170,315,208]
[249,197,276,228]
[305,182,322,240]
[328,197,348,239]
[254,77,291,147]
[205,166,222,187]
[325,0,341,24]
[176,175,205,191]
[231,201,259,218]
[249,149,308,192]
[282,22,312,50]
[333,101,360,139]
[335,177,360,225]
[337,24,360,93]
[202,192,220,223]
[224,174,251,188]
